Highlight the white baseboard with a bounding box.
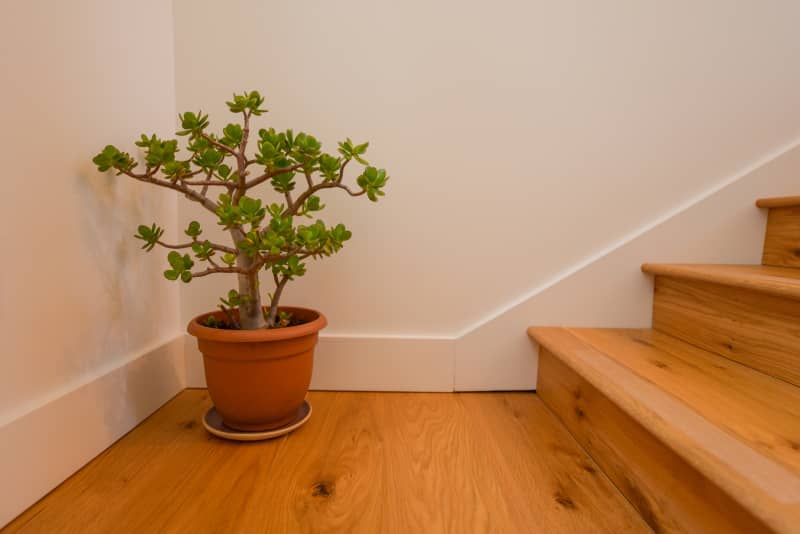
[310,336,454,391]
[0,336,185,528]
[184,334,455,392]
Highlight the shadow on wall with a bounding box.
[74,161,176,374]
[75,165,186,429]
[76,165,138,321]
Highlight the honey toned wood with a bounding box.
[568,328,800,477]
[651,275,800,386]
[756,196,800,209]
[536,346,772,534]
[762,206,800,268]
[531,327,800,533]
[3,390,649,534]
[641,263,800,301]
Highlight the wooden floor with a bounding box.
[4,390,649,534]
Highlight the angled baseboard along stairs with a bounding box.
[529,196,800,533]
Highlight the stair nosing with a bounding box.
[529,326,800,534]
[756,195,800,209]
[640,263,800,301]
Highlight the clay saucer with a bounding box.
[203,401,311,441]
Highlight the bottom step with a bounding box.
[529,327,800,534]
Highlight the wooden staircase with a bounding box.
[528,196,800,534]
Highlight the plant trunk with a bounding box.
[266,277,289,328]
[232,229,265,329]
[237,269,264,329]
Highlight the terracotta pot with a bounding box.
[187,306,326,431]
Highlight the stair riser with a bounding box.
[763,206,800,268]
[537,347,770,534]
[652,276,800,386]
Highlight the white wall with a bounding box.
[457,141,800,389]
[0,0,183,526]
[173,0,800,340]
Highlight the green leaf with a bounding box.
[226,91,268,115]
[165,251,194,279]
[332,223,352,242]
[271,171,296,193]
[162,160,190,179]
[139,136,178,168]
[181,253,194,270]
[215,193,241,229]
[267,203,285,218]
[220,289,244,307]
[187,136,211,153]
[357,167,389,202]
[221,123,243,147]
[236,233,260,257]
[185,220,202,238]
[177,111,209,136]
[304,195,324,213]
[167,251,184,270]
[337,138,354,159]
[318,154,341,181]
[92,145,136,174]
[134,223,164,251]
[237,196,266,226]
[272,254,307,279]
[194,148,223,169]
[191,240,214,260]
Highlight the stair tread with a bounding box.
[529,326,800,533]
[757,195,800,209]
[641,263,800,300]
[569,328,800,475]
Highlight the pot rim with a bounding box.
[187,306,327,343]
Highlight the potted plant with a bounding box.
[93,91,388,433]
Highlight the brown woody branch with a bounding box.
[155,240,236,254]
[122,169,217,214]
[199,133,239,159]
[284,181,365,216]
[190,266,247,278]
[239,111,251,170]
[244,162,306,189]
[251,247,303,271]
[250,247,321,272]
[180,179,232,187]
[266,274,291,325]
[337,158,350,183]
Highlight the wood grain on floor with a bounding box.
[3,390,649,534]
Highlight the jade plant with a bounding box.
[93,91,388,329]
